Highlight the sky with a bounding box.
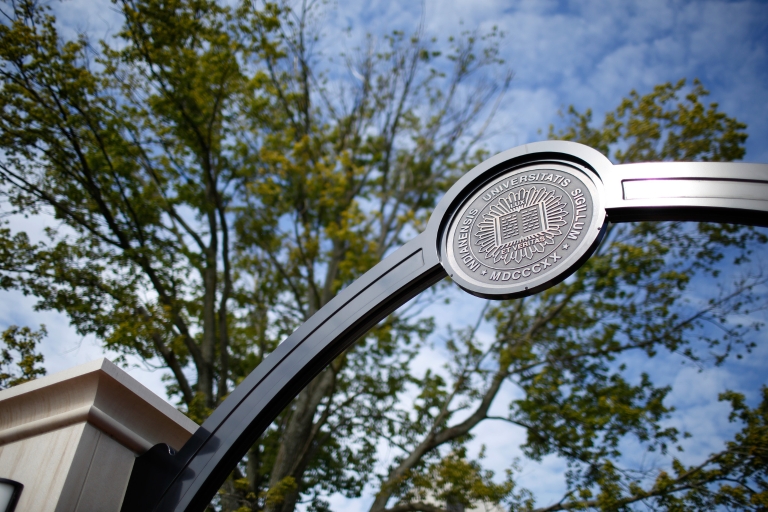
[2,0,768,509]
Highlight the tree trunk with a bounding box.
[265,367,336,512]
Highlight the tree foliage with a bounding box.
[0,1,765,511]
[0,0,508,510]
[0,324,46,388]
[369,81,765,512]
[550,78,748,163]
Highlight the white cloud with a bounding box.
[5,0,768,508]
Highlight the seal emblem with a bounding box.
[442,161,606,299]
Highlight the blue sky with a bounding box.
[2,0,768,509]
[327,0,768,162]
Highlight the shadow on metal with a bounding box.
[120,141,768,512]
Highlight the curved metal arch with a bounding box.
[121,141,768,512]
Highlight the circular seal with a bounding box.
[442,161,606,299]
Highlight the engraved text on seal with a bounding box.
[444,164,601,297]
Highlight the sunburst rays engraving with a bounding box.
[474,186,568,265]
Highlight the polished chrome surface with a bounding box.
[602,161,768,223]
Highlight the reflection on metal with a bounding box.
[622,177,768,201]
[120,141,768,512]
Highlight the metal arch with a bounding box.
[121,141,768,512]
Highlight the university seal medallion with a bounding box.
[443,161,606,299]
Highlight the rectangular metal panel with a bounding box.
[623,179,768,201]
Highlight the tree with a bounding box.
[0,0,253,415]
[357,80,766,512]
[0,324,46,388]
[0,0,509,510]
[0,1,765,511]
